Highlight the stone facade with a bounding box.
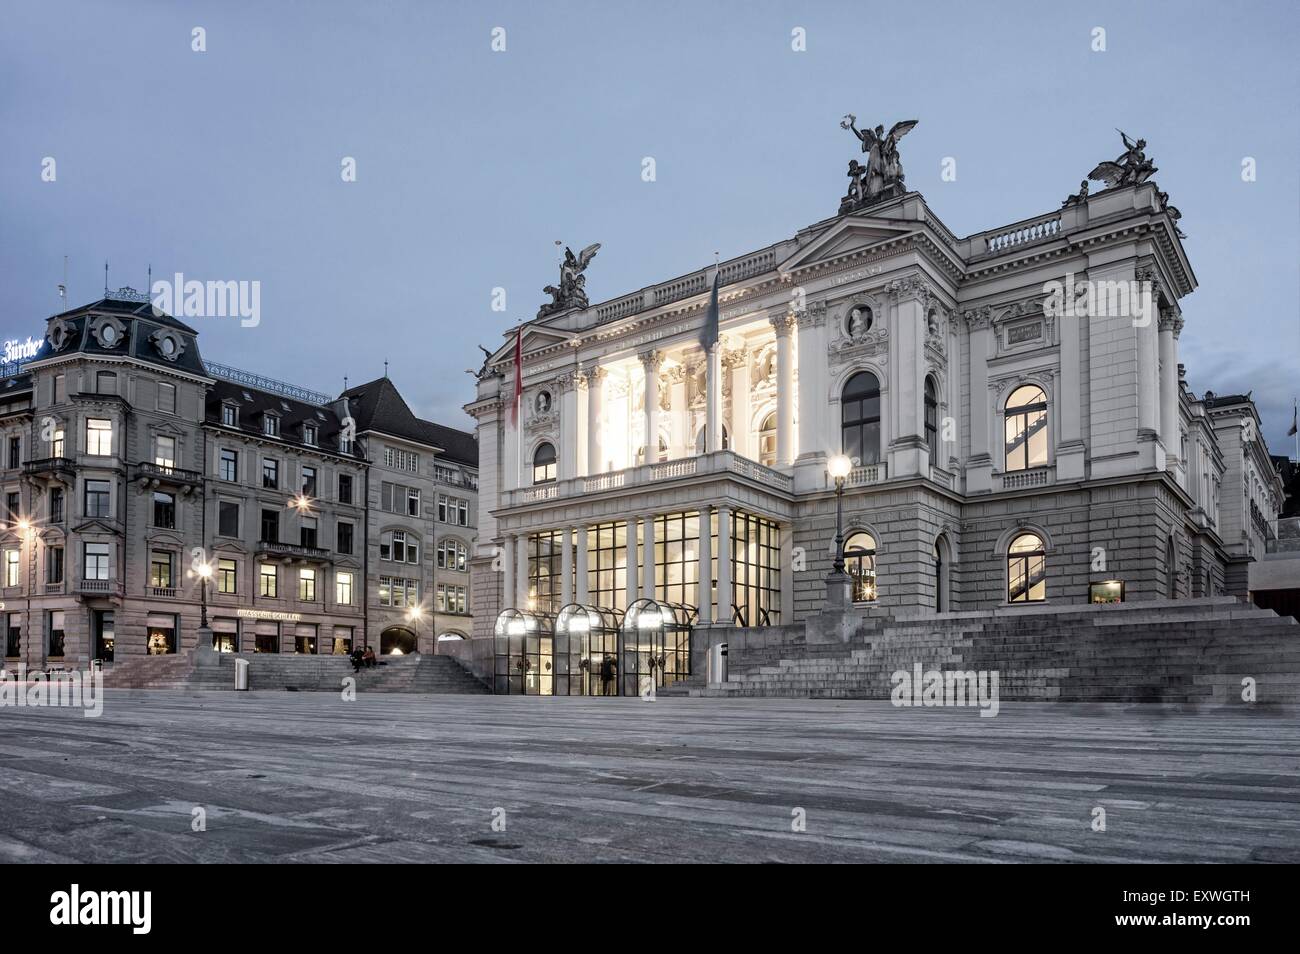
[0,290,477,670]
[467,167,1286,635]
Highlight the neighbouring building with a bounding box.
[0,289,477,670]
[466,125,1290,678]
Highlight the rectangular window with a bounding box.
[337,521,353,555]
[437,495,447,522]
[4,550,19,587]
[259,563,278,597]
[338,473,353,504]
[85,479,110,518]
[217,557,237,594]
[84,542,110,580]
[260,509,279,544]
[150,550,173,589]
[218,501,239,537]
[303,424,317,446]
[407,487,421,517]
[53,374,65,404]
[5,492,18,527]
[49,487,64,523]
[300,516,318,549]
[7,436,19,469]
[51,428,65,458]
[263,415,280,437]
[153,491,176,529]
[47,545,64,584]
[86,418,113,456]
[299,568,316,602]
[157,382,176,414]
[48,610,65,657]
[458,500,468,526]
[219,448,238,482]
[151,440,180,479]
[221,403,238,427]
[336,571,353,605]
[262,458,278,489]
[6,613,19,657]
[301,466,317,497]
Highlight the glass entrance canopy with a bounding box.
[620,599,695,696]
[493,608,556,695]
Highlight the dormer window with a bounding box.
[263,414,280,437]
[221,403,239,427]
[303,423,317,446]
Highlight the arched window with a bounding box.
[841,372,881,465]
[758,413,777,467]
[695,425,730,453]
[924,376,938,466]
[844,532,877,603]
[1004,385,1048,472]
[1007,532,1046,603]
[533,442,557,484]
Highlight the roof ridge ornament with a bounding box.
[1087,129,1158,189]
[838,115,918,214]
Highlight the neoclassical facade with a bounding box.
[467,155,1284,637]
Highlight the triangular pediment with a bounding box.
[487,326,576,365]
[779,216,918,273]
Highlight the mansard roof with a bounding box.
[341,376,477,467]
[205,378,362,460]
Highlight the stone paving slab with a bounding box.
[0,690,1297,863]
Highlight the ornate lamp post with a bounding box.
[825,454,853,608]
[406,605,424,654]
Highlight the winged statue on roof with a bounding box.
[539,243,601,318]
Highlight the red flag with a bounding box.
[509,327,522,426]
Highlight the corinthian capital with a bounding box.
[637,348,663,372]
[768,312,797,337]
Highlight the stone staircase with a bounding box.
[100,652,487,694]
[666,599,1300,704]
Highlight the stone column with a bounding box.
[639,349,662,464]
[965,308,994,493]
[1159,310,1184,476]
[624,517,639,605]
[793,302,829,493]
[575,525,589,604]
[515,532,529,608]
[886,277,929,479]
[558,371,578,481]
[502,534,516,610]
[716,505,732,624]
[725,347,750,458]
[706,344,723,452]
[1135,269,1160,443]
[771,313,797,466]
[560,526,574,607]
[641,514,656,598]
[697,508,712,623]
[502,380,521,492]
[584,367,605,475]
[664,365,687,459]
[1055,295,1085,481]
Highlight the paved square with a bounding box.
[1,690,1297,863]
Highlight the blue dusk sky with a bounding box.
[1,0,1297,450]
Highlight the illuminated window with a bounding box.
[844,532,877,604]
[1007,532,1046,603]
[259,563,278,598]
[86,418,113,456]
[299,568,316,602]
[1004,385,1048,472]
[336,571,353,605]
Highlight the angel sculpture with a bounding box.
[839,115,918,208]
[1088,130,1158,189]
[539,242,602,317]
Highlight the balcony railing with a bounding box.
[998,467,1053,491]
[24,457,76,479]
[258,540,332,561]
[135,461,204,486]
[77,578,120,595]
[843,463,888,488]
[149,586,179,598]
[503,449,793,508]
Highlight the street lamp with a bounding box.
[826,453,853,607]
[406,604,424,654]
[195,562,212,629]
